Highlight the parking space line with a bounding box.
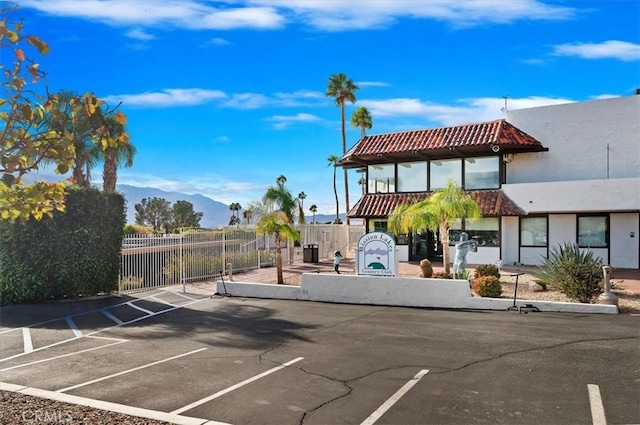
[171,291,197,301]
[588,384,607,425]
[57,347,208,393]
[171,356,305,415]
[149,295,178,307]
[100,309,125,325]
[360,369,429,425]
[126,301,155,316]
[65,317,83,338]
[0,337,128,373]
[22,328,33,353]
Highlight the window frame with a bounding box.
[577,214,609,248]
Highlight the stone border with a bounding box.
[216,274,618,315]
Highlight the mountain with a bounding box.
[117,184,231,228]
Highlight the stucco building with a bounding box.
[340,94,640,269]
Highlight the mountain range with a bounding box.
[117,184,351,228]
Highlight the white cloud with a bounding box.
[221,93,271,109]
[125,28,155,41]
[21,0,577,32]
[358,81,390,88]
[552,40,640,62]
[103,88,227,107]
[267,113,322,129]
[201,37,231,47]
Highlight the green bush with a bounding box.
[537,243,603,303]
[472,275,503,297]
[474,264,501,279]
[0,187,125,304]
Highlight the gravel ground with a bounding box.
[2,273,637,424]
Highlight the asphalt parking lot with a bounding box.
[1,289,639,425]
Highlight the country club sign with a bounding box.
[356,232,397,277]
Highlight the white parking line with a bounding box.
[588,384,607,425]
[0,337,128,372]
[360,369,429,425]
[65,317,83,338]
[171,356,305,415]
[149,295,178,307]
[101,309,124,325]
[57,347,208,393]
[172,291,197,301]
[126,301,155,316]
[22,328,33,353]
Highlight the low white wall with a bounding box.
[216,274,617,314]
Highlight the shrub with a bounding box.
[474,264,501,279]
[537,243,603,303]
[432,271,453,279]
[472,275,503,297]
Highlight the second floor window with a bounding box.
[398,161,427,192]
[430,159,462,190]
[368,164,395,193]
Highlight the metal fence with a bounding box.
[119,224,365,294]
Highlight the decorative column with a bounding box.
[597,265,618,306]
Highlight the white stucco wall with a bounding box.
[610,213,640,268]
[505,95,640,183]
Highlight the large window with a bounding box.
[430,159,461,190]
[368,164,395,193]
[449,218,499,247]
[521,216,547,246]
[464,157,499,189]
[578,215,608,248]
[397,161,427,192]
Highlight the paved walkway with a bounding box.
[228,259,640,295]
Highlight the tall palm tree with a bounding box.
[309,204,317,224]
[99,112,135,192]
[297,191,306,224]
[243,206,254,225]
[326,73,358,225]
[264,177,296,224]
[358,176,367,195]
[350,106,373,137]
[387,179,481,274]
[327,154,340,224]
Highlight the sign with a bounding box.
[356,231,397,277]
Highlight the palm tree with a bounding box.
[243,206,254,225]
[297,191,306,224]
[255,210,299,284]
[327,154,340,224]
[350,106,373,137]
[358,176,367,195]
[387,179,482,274]
[309,204,317,224]
[326,73,358,225]
[99,112,136,192]
[263,176,298,263]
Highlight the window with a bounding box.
[521,216,547,246]
[397,161,427,192]
[449,218,500,247]
[368,219,388,233]
[368,164,395,193]
[578,215,608,248]
[430,159,461,190]
[464,157,499,189]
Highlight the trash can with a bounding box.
[303,244,319,263]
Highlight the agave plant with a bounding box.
[537,243,603,303]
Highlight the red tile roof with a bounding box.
[348,190,525,218]
[341,119,546,168]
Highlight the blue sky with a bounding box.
[14,0,640,216]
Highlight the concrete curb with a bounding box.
[216,273,618,315]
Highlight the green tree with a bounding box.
[358,176,366,195]
[172,200,202,229]
[242,206,254,225]
[326,73,358,225]
[134,197,171,232]
[264,176,296,224]
[388,179,481,274]
[228,202,241,226]
[0,4,130,221]
[255,207,299,285]
[309,204,317,224]
[327,155,340,224]
[297,191,306,224]
[99,111,135,192]
[350,106,373,137]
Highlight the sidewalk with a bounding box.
[231,259,640,295]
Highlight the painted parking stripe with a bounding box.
[361,369,429,425]
[172,291,197,301]
[149,295,178,307]
[0,336,128,373]
[22,328,33,353]
[171,356,304,415]
[588,384,607,425]
[65,317,83,338]
[126,301,155,316]
[57,347,207,393]
[100,309,124,325]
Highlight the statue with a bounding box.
[453,232,477,279]
[419,258,433,278]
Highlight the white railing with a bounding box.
[119,224,366,294]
